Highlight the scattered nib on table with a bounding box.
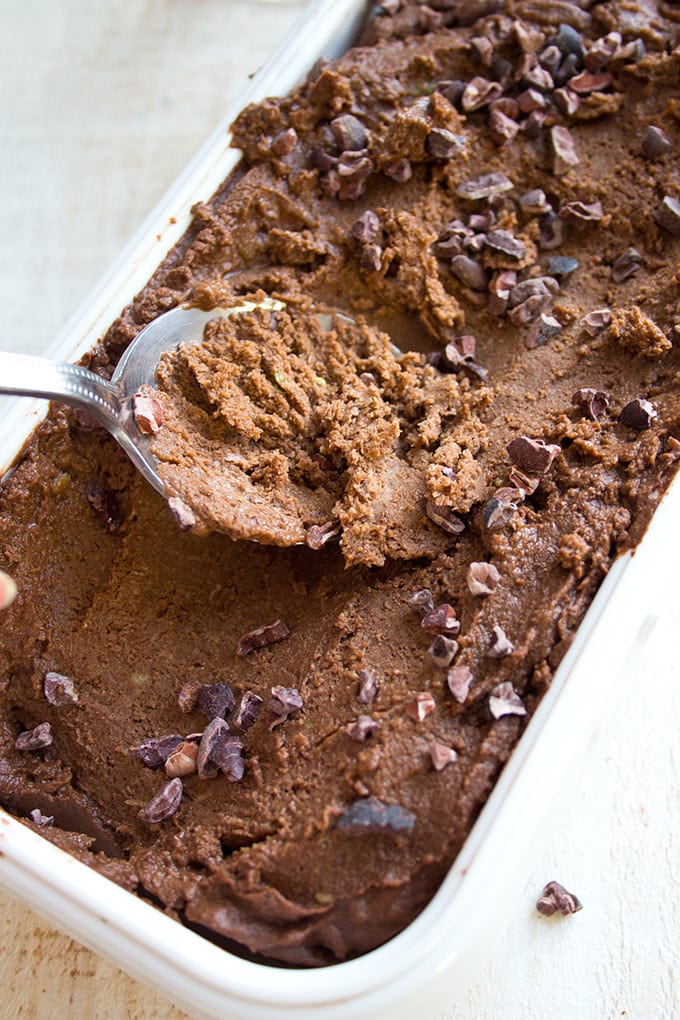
[536,880,583,917]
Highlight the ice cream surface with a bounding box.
[1,0,680,966]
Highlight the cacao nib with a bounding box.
[133,734,183,769]
[44,671,78,706]
[536,880,582,916]
[336,796,416,839]
[232,691,263,731]
[237,620,290,656]
[15,722,53,752]
[139,778,183,823]
[197,682,236,722]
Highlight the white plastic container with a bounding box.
[0,2,678,1017]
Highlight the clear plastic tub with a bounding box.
[0,2,677,1017]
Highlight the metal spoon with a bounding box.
[0,297,284,497]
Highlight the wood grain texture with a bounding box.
[0,2,678,1018]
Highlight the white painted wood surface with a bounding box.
[0,3,678,1017]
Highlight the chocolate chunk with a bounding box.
[581,308,611,335]
[641,125,671,160]
[139,777,183,823]
[572,388,610,420]
[305,521,341,549]
[43,671,78,707]
[132,392,165,435]
[428,634,459,669]
[164,740,199,779]
[406,691,436,722]
[197,682,235,722]
[455,172,513,201]
[430,742,458,771]
[29,809,54,827]
[425,501,465,535]
[346,715,380,741]
[507,436,560,475]
[421,604,460,636]
[519,189,552,216]
[547,256,579,277]
[384,157,413,183]
[271,127,297,156]
[351,210,380,245]
[269,685,303,729]
[485,230,526,261]
[447,665,473,704]
[232,691,263,731]
[611,247,641,283]
[86,485,123,534]
[467,561,501,596]
[559,201,603,228]
[0,570,17,610]
[619,398,657,430]
[426,127,466,159]
[489,108,520,146]
[357,668,379,705]
[167,496,196,531]
[548,24,585,62]
[337,796,415,839]
[451,255,488,291]
[331,114,367,151]
[407,588,435,616]
[133,733,183,769]
[237,620,290,656]
[487,626,515,659]
[654,196,680,237]
[483,487,522,530]
[536,880,582,917]
[489,681,526,717]
[177,679,203,714]
[15,722,53,752]
[549,125,579,176]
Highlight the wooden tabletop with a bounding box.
[1,2,678,1017]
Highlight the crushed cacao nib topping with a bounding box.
[619,398,657,430]
[549,125,579,176]
[384,157,412,182]
[426,127,466,159]
[611,247,641,283]
[133,734,183,769]
[305,521,341,549]
[346,715,380,741]
[271,127,297,156]
[489,681,526,718]
[461,76,503,113]
[447,664,473,704]
[29,809,54,827]
[455,172,513,201]
[508,466,539,496]
[429,634,459,669]
[553,87,580,116]
[489,108,519,147]
[467,561,501,597]
[197,717,245,781]
[536,880,583,917]
[519,189,552,216]
[641,125,670,160]
[547,256,578,278]
[139,777,183,824]
[559,201,603,228]
[654,196,680,237]
[336,796,416,840]
[483,487,522,530]
[357,668,379,705]
[0,570,17,610]
[351,210,380,245]
[525,313,562,350]
[362,245,382,271]
[567,69,612,94]
[405,691,437,722]
[237,619,290,656]
[430,741,458,771]
[178,679,203,714]
[168,496,196,531]
[132,392,164,435]
[487,626,515,660]
[581,308,612,336]
[507,436,560,475]
[421,603,460,636]
[407,588,435,616]
[269,685,304,729]
[485,230,526,261]
[164,740,199,779]
[425,501,465,535]
[232,691,263,731]
[197,682,236,722]
[15,722,53,752]
[451,255,488,291]
[539,213,567,251]
[331,114,367,152]
[43,671,78,707]
[86,485,123,534]
[572,388,610,420]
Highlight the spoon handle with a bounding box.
[0,352,121,427]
